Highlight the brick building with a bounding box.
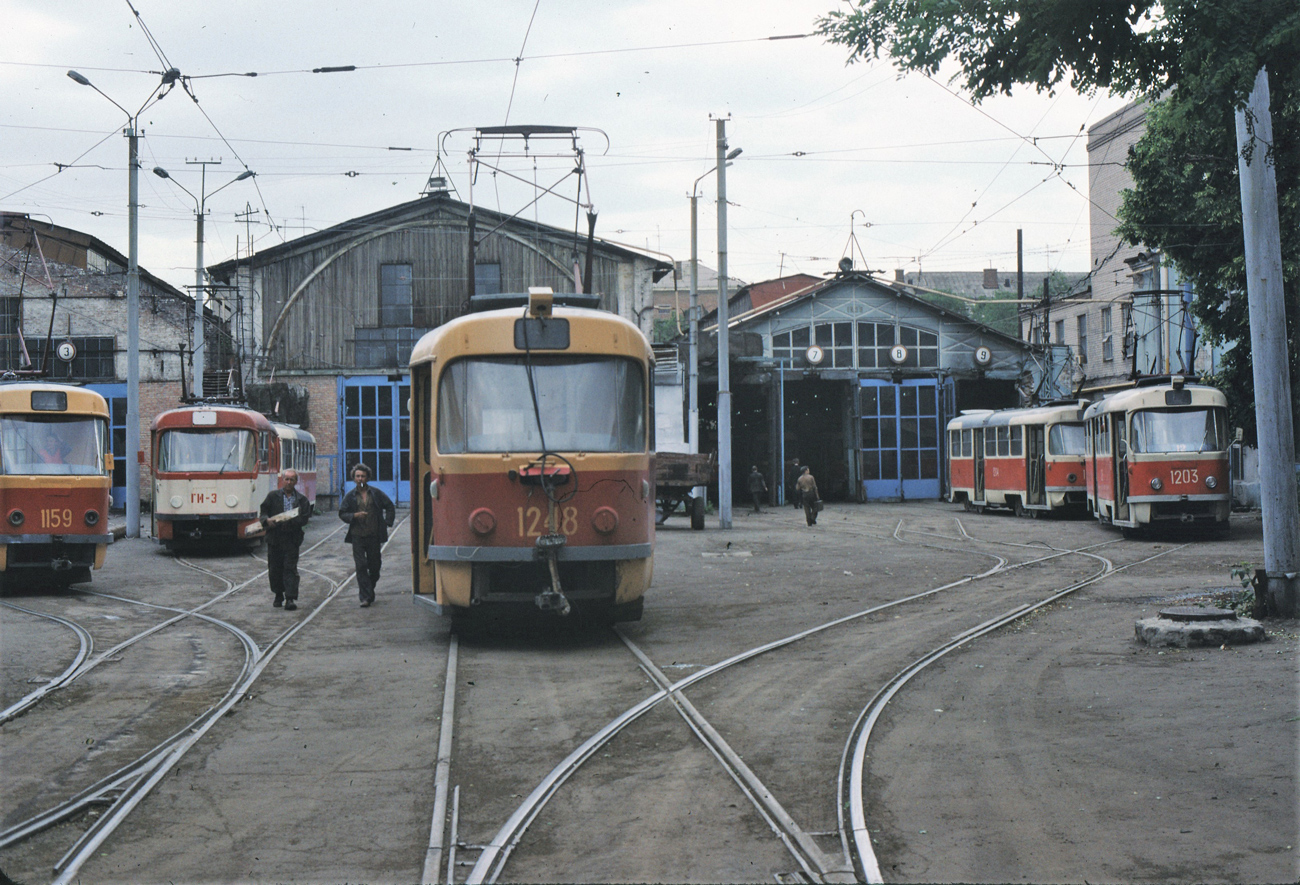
[0,213,222,508]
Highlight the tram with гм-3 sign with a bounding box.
[408,288,655,622]
[151,404,316,549]
[0,380,114,586]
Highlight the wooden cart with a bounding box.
[654,451,715,530]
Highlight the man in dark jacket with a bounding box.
[747,465,768,513]
[258,469,312,610]
[339,463,396,608]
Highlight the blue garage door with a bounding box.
[87,382,127,510]
[859,379,940,501]
[340,376,409,504]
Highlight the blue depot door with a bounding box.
[339,376,410,504]
[87,382,127,510]
[859,379,941,501]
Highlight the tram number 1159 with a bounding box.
[40,508,74,530]
[517,505,579,538]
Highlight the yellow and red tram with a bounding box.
[151,405,316,548]
[1083,377,1230,533]
[0,381,113,585]
[409,288,655,622]
[946,401,1088,517]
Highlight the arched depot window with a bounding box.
[774,321,938,369]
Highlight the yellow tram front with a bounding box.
[0,382,113,585]
[409,289,655,622]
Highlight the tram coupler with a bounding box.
[51,558,72,571]
[534,533,571,616]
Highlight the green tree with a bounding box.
[820,0,1299,442]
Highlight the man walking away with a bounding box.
[795,465,821,526]
[339,463,396,608]
[747,465,768,513]
[786,457,802,507]
[259,469,311,610]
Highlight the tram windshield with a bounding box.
[1130,408,1228,454]
[438,356,645,453]
[0,416,106,476]
[158,429,258,473]
[1048,423,1087,456]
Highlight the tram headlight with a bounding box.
[170,496,183,508]
[592,506,619,535]
[7,509,23,526]
[468,507,497,536]
[1067,472,1078,484]
[1205,475,1217,489]
[84,509,100,526]
[1150,477,1164,491]
[226,494,239,507]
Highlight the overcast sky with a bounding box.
[4,1,1133,295]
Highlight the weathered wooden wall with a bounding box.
[257,212,640,371]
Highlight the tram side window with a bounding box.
[1093,419,1110,455]
[949,429,960,457]
[1010,426,1023,457]
[996,426,1010,457]
[1048,423,1087,456]
[962,430,972,458]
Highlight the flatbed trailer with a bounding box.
[655,451,714,530]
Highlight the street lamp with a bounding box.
[714,121,742,528]
[67,68,170,540]
[153,164,255,398]
[689,146,741,517]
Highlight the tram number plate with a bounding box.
[1170,468,1198,485]
[40,508,74,529]
[517,506,579,538]
[191,492,218,504]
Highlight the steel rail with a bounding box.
[0,599,259,852]
[840,542,1186,882]
[467,530,1123,884]
[466,548,1022,882]
[0,601,93,723]
[619,632,848,882]
[422,633,460,884]
[49,518,405,884]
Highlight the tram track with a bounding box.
[839,540,1189,883]
[0,518,403,883]
[447,517,1131,883]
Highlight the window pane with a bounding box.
[438,357,646,453]
[1,416,106,475]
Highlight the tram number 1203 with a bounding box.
[517,506,579,538]
[41,508,74,530]
[1170,467,1199,485]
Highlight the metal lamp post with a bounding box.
[153,165,255,398]
[67,70,150,538]
[690,140,741,524]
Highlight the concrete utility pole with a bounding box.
[715,117,733,529]
[1234,66,1300,617]
[68,69,144,539]
[126,124,141,539]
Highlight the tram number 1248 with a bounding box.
[517,505,579,538]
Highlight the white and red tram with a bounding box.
[947,401,1088,517]
[1082,377,1230,533]
[151,405,316,548]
